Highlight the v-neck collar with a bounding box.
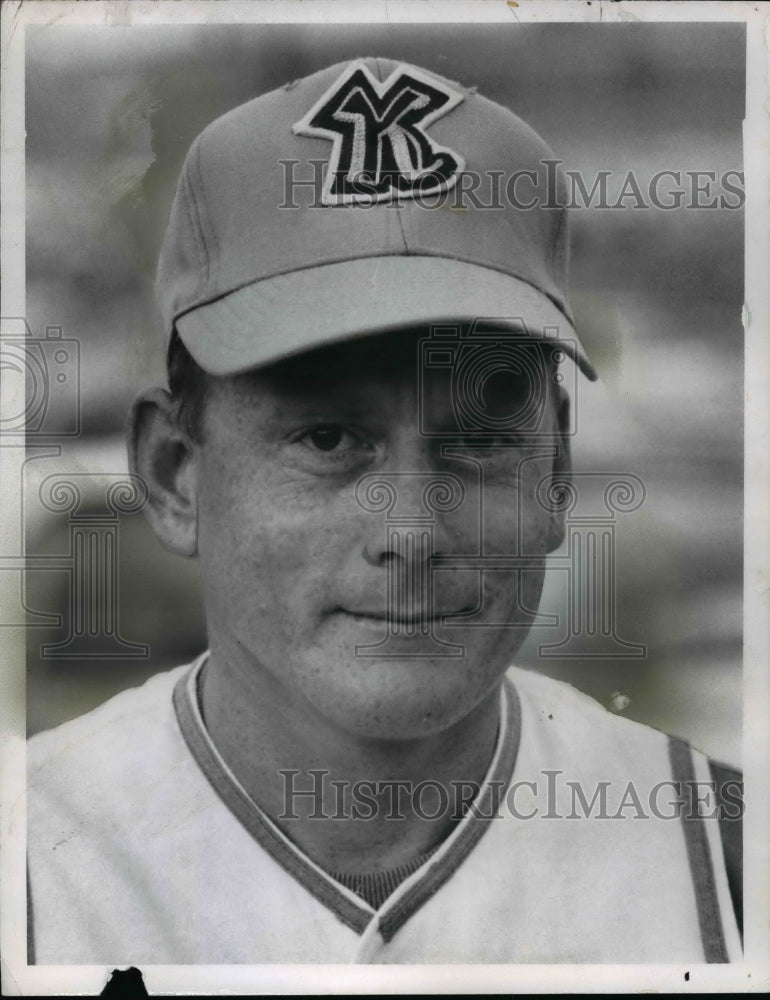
[173,653,521,941]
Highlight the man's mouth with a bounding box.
[337,607,470,626]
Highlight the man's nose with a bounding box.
[355,465,471,568]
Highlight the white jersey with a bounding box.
[27,654,742,964]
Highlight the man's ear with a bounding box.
[127,387,198,557]
[546,385,573,553]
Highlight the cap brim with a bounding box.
[175,256,598,381]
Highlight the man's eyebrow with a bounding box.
[256,397,385,426]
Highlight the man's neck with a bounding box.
[199,644,505,876]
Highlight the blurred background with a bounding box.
[22,22,744,764]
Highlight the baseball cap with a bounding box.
[156,56,597,381]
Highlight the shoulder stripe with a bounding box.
[26,862,35,965]
[709,758,743,941]
[668,737,729,963]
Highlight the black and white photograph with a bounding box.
[1,1,768,994]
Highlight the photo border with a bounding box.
[2,1,767,994]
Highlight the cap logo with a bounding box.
[293,61,465,206]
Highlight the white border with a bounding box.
[2,1,768,994]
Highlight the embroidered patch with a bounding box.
[293,61,465,205]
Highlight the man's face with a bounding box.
[193,329,569,740]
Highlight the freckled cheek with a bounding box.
[196,471,352,600]
[474,481,552,635]
[479,483,553,557]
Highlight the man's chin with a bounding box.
[299,654,508,742]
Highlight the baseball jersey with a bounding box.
[27,654,742,964]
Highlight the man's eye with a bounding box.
[308,426,345,451]
[300,425,372,457]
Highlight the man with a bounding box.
[27,57,742,964]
